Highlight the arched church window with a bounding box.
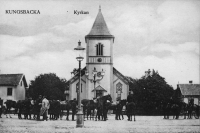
[116,82,122,100]
[76,82,82,93]
[116,82,122,93]
[96,43,104,56]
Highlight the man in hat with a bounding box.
[36,95,43,120]
[71,98,77,121]
[126,90,135,121]
[127,90,134,103]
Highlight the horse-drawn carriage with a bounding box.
[162,100,200,119]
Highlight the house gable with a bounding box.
[67,67,86,85]
[179,84,200,96]
[0,74,28,87]
[113,67,129,85]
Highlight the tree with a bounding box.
[28,73,69,100]
[129,69,174,115]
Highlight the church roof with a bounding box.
[0,74,28,87]
[68,67,130,85]
[179,84,200,96]
[85,7,114,38]
[67,67,86,84]
[113,67,129,85]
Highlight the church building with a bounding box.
[67,7,130,103]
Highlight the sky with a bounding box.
[0,0,199,89]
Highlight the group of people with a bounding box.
[115,90,135,121]
[35,95,50,121]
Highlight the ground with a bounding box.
[0,114,199,133]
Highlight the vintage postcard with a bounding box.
[0,0,199,132]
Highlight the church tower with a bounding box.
[85,7,115,99]
[68,7,129,102]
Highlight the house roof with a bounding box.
[0,74,28,87]
[92,85,107,92]
[85,7,114,39]
[179,84,200,96]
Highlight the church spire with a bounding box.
[86,6,113,37]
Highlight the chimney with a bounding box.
[189,81,193,84]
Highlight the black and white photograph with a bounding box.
[0,0,199,132]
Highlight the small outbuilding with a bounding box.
[0,74,28,103]
[176,82,200,105]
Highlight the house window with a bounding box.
[76,82,82,93]
[7,88,12,96]
[96,43,104,56]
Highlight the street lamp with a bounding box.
[74,40,85,128]
[85,67,105,98]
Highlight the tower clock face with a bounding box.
[97,58,102,62]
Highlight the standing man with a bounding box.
[36,95,42,121]
[71,98,77,121]
[0,97,3,118]
[126,90,135,121]
[41,96,50,121]
[127,90,134,103]
[115,100,120,120]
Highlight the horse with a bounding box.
[185,103,200,119]
[126,102,136,121]
[85,100,98,120]
[96,94,112,121]
[16,100,24,119]
[161,101,171,119]
[81,99,90,119]
[180,102,188,119]
[59,100,77,121]
[81,99,98,120]
[116,100,127,120]
[4,100,17,118]
[14,99,33,120]
[49,100,61,120]
[171,103,181,119]
[194,104,200,119]
[23,99,32,119]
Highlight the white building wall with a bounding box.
[183,98,188,103]
[0,84,25,103]
[194,98,198,105]
[87,39,112,57]
[85,37,114,100]
[113,74,129,103]
[69,75,86,100]
[86,64,112,99]
[0,86,16,102]
[15,80,25,100]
